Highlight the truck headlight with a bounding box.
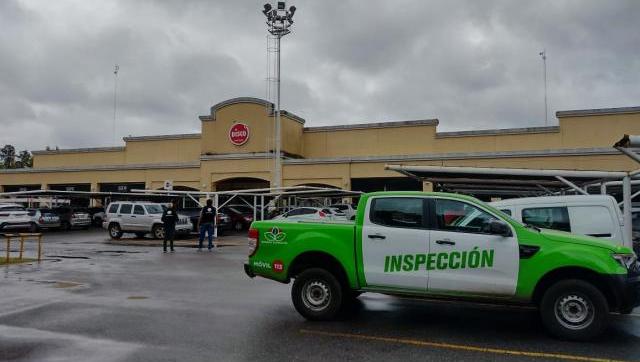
[612,253,637,269]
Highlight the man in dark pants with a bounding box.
[161,201,178,253]
[198,199,216,251]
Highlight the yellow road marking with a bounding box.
[300,329,628,362]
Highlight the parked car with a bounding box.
[490,195,625,245]
[51,207,92,230]
[329,203,357,220]
[27,208,61,231]
[0,203,33,232]
[221,205,256,231]
[178,207,232,234]
[103,201,192,239]
[87,207,106,227]
[271,207,347,222]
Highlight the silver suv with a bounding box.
[103,202,192,239]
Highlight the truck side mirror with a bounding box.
[489,219,512,237]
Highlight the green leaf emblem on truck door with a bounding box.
[264,226,287,243]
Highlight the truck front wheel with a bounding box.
[539,279,609,341]
[292,268,343,321]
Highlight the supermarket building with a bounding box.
[1,97,639,200]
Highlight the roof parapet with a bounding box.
[556,106,640,118]
[304,119,439,132]
[32,146,125,155]
[199,97,305,124]
[123,133,201,142]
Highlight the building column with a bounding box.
[41,183,49,190]
[0,185,4,193]
[422,181,433,192]
[90,182,99,207]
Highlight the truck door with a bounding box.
[427,198,519,296]
[361,196,428,291]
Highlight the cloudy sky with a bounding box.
[0,0,638,151]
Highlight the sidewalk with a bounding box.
[106,234,247,248]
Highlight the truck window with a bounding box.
[133,205,145,215]
[108,204,119,214]
[370,197,424,229]
[500,209,512,216]
[568,206,614,238]
[522,207,570,232]
[119,204,133,214]
[434,199,499,234]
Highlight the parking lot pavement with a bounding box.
[2,229,640,362]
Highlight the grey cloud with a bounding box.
[0,0,638,150]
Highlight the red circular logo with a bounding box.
[229,123,250,146]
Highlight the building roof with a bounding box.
[436,126,559,138]
[556,106,640,118]
[303,119,439,132]
[123,133,201,142]
[32,146,125,155]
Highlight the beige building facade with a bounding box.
[1,97,640,200]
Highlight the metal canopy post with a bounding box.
[623,176,633,248]
[214,193,219,238]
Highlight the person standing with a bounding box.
[161,201,178,253]
[198,199,216,251]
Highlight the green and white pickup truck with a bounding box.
[244,192,640,340]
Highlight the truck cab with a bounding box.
[245,192,640,341]
[490,195,625,245]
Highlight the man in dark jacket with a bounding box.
[161,201,178,253]
[198,199,216,251]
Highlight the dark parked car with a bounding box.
[87,206,106,227]
[221,205,256,232]
[178,207,232,235]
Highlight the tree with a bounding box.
[0,145,16,169]
[15,150,33,168]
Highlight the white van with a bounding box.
[490,195,625,245]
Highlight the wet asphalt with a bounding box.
[2,229,640,362]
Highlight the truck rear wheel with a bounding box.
[292,268,343,321]
[539,279,609,341]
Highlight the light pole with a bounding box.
[539,50,548,126]
[113,64,119,146]
[262,2,296,188]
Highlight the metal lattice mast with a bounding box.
[262,2,296,188]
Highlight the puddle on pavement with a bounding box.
[46,255,90,259]
[94,250,146,254]
[127,296,149,300]
[53,281,83,288]
[34,280,84,288]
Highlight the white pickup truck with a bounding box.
[491,195,627,246]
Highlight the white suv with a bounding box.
[0,203,33,232]
[103,202,192,239]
